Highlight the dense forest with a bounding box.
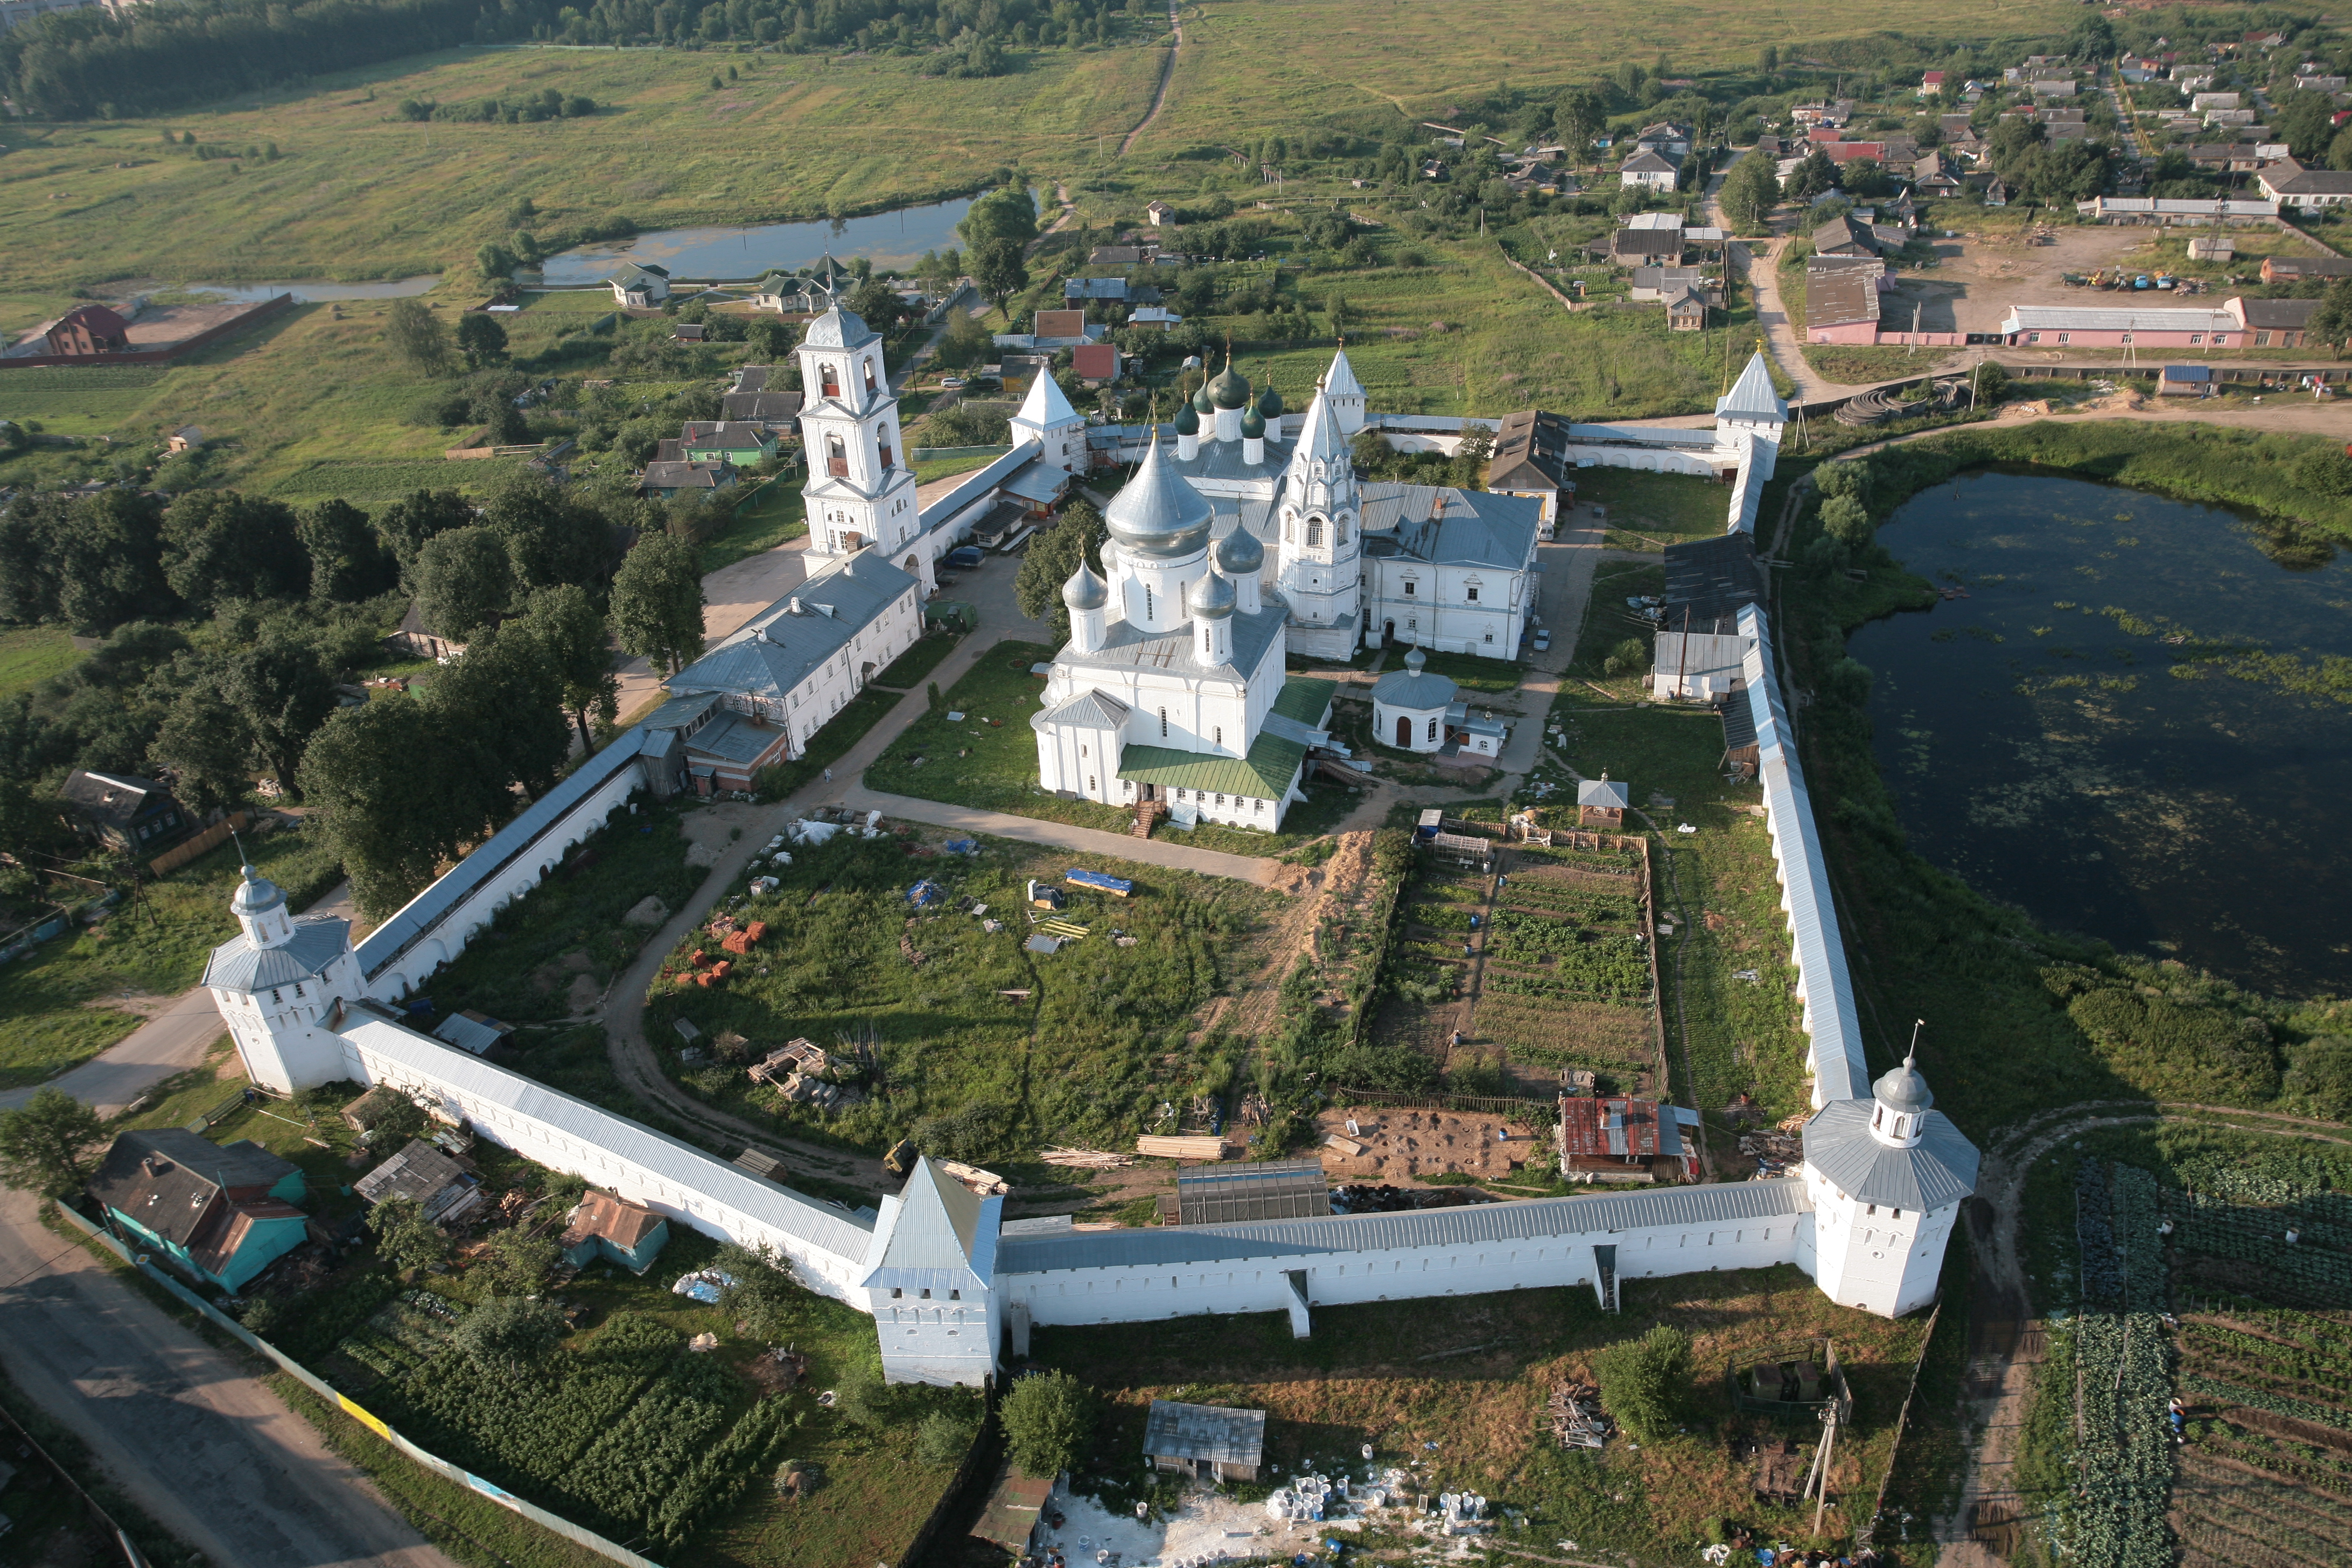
[0,0,1154,120]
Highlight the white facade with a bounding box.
[797,306,925,584]
[1273,388,1364,655]
[1007,370,1089,479]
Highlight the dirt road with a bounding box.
[0,1191,456,1568]
[1119,0,1183,157]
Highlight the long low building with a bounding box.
[2000,304,2243,349]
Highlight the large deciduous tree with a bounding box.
[373,488,478,579]
[298,696,466,917]
[455,311,509,369]
[296,498,395,603]
[1012,499,1105,643]
[480,472,615,591]
[512,583,619,752]
[214,634,338,801]
[999,1369,1096,1480]
[385,297,457,377]
[411,526,514,641]
[972,237,1030,308]
[0,1088,105,1198]
[160,491,307,612]
[610,532,706,677]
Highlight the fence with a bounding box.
[0,294,295,370]
[49,1203,667,1568]
[1327,1083,1560,1121]
[1859,1297,1944,1547]
[148,810,248,877]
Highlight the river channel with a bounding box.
[533,198,976,285]
[1850,469,2352,998]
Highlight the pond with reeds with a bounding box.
[1851,469,2352,997]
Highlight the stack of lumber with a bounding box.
[1137,1135,1227,1161]
[1040,1147,1132,1168]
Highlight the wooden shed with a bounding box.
[1578,774,1631,827]
[1144,1399,1266,1482]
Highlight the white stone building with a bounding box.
[797,305,926,585]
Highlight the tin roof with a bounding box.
[1358,485,1543,570]
[1175,1160,1331,1224]
[996,1178,1809,1273]
[1144,1400,1266,1465]
[859,1157,999,1296]
[203,916,352,995]
[2001,305,2239,333]
[1802,1101,1979,1210]
[1118,726,1308,802]
[668,551,918,703]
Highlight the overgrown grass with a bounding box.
[0,825,342,1086]
[697,479,808,575]
[870,631,962,690]
[0,625,85,699]
[642,826,1273,1160]
[1578,467,1739,549]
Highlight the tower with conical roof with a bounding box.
[1714,348,1788,483]
[1319,341,1367,436]
[798,304,922,579]
[1274,381,1362,659]
[1798,1039,1979,1317]
[859,1156,1003,1385]
[1009,364,1088,478]
[200,860,363,1093]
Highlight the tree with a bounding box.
[419,626,571,807]
[972,237,1029,307]
[384,297,457,377]
[299,696,469,917]
[1972,360,2010,407]
[456,311,509,369]
[373,488,477,578]
[475,242,519,283]
[934,307,992,369]
[1783,148,1840,205]
[451,1295,567,1369]
[213,635,337,801]
[2284,1035,2352,1121]
[2312,278,2352,355]
[1012,499,1106,642]
[159,491,307,611]
[1718,152,1781,234]
[958,183,1039,250]
[1819,494,1874,549]
[999,1370,1096,1479]
[512,584,619,752]
[715,1242,806,1341]
[2292,444,2352,498]
[368,1194,452,1273]
[0,1088,104,1198]
[610,531,706,676]
[297,498,394,603]
[474,1227,560,1295]
[916,1408,982,1466]
[1592,1324,1691,1442]
[847,277,905,332]
[480,472,614,591]
[412,526,514,641]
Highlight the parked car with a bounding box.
[939,376,966,389]
[1533,628,1551,652]
[944,546,985,568]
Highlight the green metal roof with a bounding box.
[1270,676,1335,728]
[1119,729,1308,801]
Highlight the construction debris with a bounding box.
[1740,1127,1803,1178]
[1039,1147,1133,1169]
[1328,1182,1498,1214]
[937,1159,1009,1196]
[1137,1134,1227,1162]
[1546,1380,1611,1449]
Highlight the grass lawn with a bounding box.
[1578,468,1740,550]
[0,827,342,1087]
[697,478,808,575]
[911,450,1010,485]
[1571,559,1665,697]
[870,630,963,690]
[644,824,1276,1161]
[1036,1264,1936,1559]
[0,625,84,699]
[1411,646,1525,696]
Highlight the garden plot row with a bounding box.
[2165,1189,2352,1305]
[2061,1161,2178,1568]
[2173,1451,2352,1568]
[1467,840,1664,1095]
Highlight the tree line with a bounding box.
[0,475,709,919]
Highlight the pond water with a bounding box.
[533,198,977,285]
[180,277,442,303]
[1850,470,2352,998]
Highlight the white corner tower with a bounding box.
[860,1157,1003,1387]
[797,305,924,580]
[200,861,363,1094]
[1009,368,1088,479]
[1320,342,1368,437]
[1800,1044,1979,1318]
[1275,385,1362,660]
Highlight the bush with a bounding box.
[915,1408,982,1467]
[1000,1370,1096,1479]
[1819,494,1874,549]
[1592,1325,1691,1442]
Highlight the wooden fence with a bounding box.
[149,811,247,877]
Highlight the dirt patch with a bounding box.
[565,972,603,1015]
[78,991,180,1020]
[624,895,670,927]
[1314,1107,1542,1183]
[530,949,597,994]
[676,799,767,851]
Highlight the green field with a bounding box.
[0,625,83,698]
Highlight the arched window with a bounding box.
[863,358,877,393]
[1427,717,1439,741]
[820,362,841,398]
[1307,517,1323,549]
[826,435,848,477]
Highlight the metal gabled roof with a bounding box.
[1359,485,1544,570]
[1738,602,1867,1105]
[668,551,918,703]
[1032,688,1131,732]
[860,1157,999,1294]
[995,1178,1810,1273]
[1802,1101,1979,1211]
[1118,727,1308,802]
[202,917,349,995]
[1145,1400,1266,1464]
[338,1013,876,1263]
[1716,352,1787,423]
[1269,677,1334,729]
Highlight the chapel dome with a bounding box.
[1214,527,1264,575]
[1240,404,1266,440]
[1104,432,1215,559]
[1208,360,1252,409]
[800,305,875,350]
[1190,382,1217,415]
[1062,563,1109,611]
[1186,569,1237,620]
[232,865,286,918]
[1873,1055,1934,1115]
[1173,402,1200,436]
[1405,645,1426,673]
[1257,383,1285,419]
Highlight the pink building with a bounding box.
[2000,305,2240,349]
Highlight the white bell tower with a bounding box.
[200,861,364,1094]
[1275,384,1362,658]
[798,305,925,584]
[1800,1035,1979,1319]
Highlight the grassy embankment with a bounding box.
[0,826,342,1084]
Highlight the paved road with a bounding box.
[0,881,359,1117]
[0,1191,454,1568]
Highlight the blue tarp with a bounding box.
[908,879,947,907]
[943,838,978,855]
[1065,868,1134,896]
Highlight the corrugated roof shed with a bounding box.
[1175,1160,1331,1224]
[1144,1400,1266,1465]
[1665,532,1765,633]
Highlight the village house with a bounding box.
[59,770,194,854]
[2000,304,2241,349]
[2225,295,2321,348]
[1803,265,1884,344]
[1144,1401,1266,1482]
[88,1129,309,1291]
[636,459,736,499]
[37,303,130,356]
[560,1191,671,1273]
[1811,214,1879,258]
[355,1137,484,1225]
[1633,121,1692,159]
[604,262,671,308]
[2260,255,2352,283]
[1618,149,1679,192]
[720,365,806,430]
[166,425,204,454]
[2260,160,2352,212]
[1144,200,1174,225]
[682,421,780,467]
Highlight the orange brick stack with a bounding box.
[719,919,769,957]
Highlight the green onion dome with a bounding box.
[1173,401,1200,436]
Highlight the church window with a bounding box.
[1892,1208,1902,1219]
[920,1288,932,1299]
[1466,586,1479,602]
[1145,585,1154,620]
[1159,708,1168,738]
[1089,775,1096,792]
[878,436,894,471]
[863,358,878,393]
[826,435,849,478]
[1307,518,1322,549]
[1214,726,1223,747]
[1256,799,1266,813]
[1427,718,1439,741]
[294,983,305,998]
[271,989,282,1004]
[821,363,841,397]
[891,1287,903,1298]
[1872,1105,1884,1129]
[1216,794,1226,806]
[1080,745,1088,758]
[949,1289,960,1300]
[1866,1204,1877,1215]
[1483,630,1494,643]
[1403,579,1416,596]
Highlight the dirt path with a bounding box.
[1934,1100,2352,1566]
[1118,0,1183,157]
